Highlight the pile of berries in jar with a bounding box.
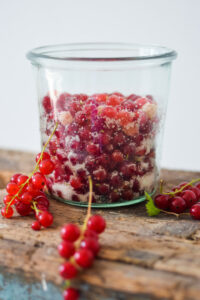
[41,92,159,204]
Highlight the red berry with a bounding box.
[101,106,117,119]
[84,229,98,240]
[38,211,53,227]
[15,201,32,216]
[31,221,41,231]
[117,110,132,126]
[74,248,94,268]
[190,204,200,220]
[32,173,46,190]
[35,196,49,208]
[87,215,106,234]
[70,177,82,189]
[191,187,200,201]
[63,288,79,300]
[58,241,75,259]
[107,95,123,106]
[59,262,77,279]
[17,175,29,186]
[10,173,21,183]
[93,168,107,182]
[170,197,186,213]
[61,224,80,242]
[181,190,197,208]
[111,150,123,162]
[25,183,40,197]
[86,143,100,155]
[36,152,51,163]
[122,189,133,200]
[1,206,13,218]
[196,183,200,190]
[6,182,19,195]
[98,183,109,195]
[3,195,17,206]
[110,191,121,202]
[154,194,170,210]
[39,159,55,175]
[42,95,53,114]
[81,238,100,256]
[21,192,32,204]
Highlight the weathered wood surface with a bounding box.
[0,149,200,300]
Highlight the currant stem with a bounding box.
[74,176,93,249]
[31,201,41,215]
[159,179,164,194]
[162,178,200,196]
[6,121,58,212]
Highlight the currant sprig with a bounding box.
[58,176,106,300]
[1,122,58,230]
[146,178,200,220]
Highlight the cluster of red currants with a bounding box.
[1,151,55,230]
[58,214,106,300]
[154,180,200,218]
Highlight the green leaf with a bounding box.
[145,192,160,217]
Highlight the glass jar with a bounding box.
[27,43,177,207]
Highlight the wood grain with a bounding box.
[0,149,200,300]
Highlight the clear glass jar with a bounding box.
[27,43,177,207]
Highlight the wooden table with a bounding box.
[0,149,200,300]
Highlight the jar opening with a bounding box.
[27,43,177,64]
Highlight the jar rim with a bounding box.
[26,42,177,64]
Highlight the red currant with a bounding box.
[87,215,106,234]
[191,187,200,201]
[1,206,14,218]
[59,262,77,279]
[32,173,46,190]
[39,159,55,175]
[3,195,17,206]
[63,288,79,300]
[10,173,21,183]
[181,190,197,208]
[154,194,170,210]
[170,197,186,213]
[86,143,100,155]
[111,150,123,162]
[17,175,29,186]
[84,229,98,240]
[6,182,19,195]
[81,238,100,256]
[93,168,107,182]
[61,224,80,242]
[38,211,53,227]
[58,241,75,259]
[69,177,82,189]
[36,152,51,163]
[31,221,41,231]
[190,204,200,220]
[15,201,32,216]
[21,192,32,204]
[74,248,94,268]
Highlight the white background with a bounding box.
[0,0,200,171]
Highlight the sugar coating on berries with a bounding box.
[41,92,158,204]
